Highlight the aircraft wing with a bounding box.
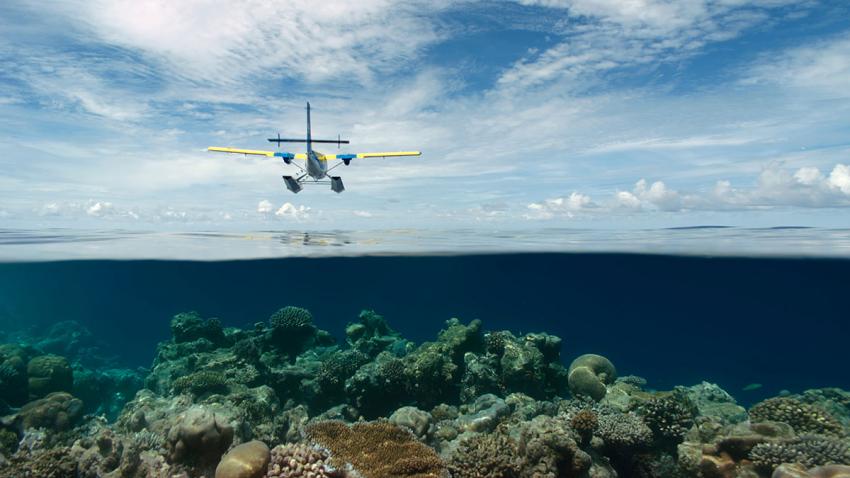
[321,151,421,160]
[208,147,307,160]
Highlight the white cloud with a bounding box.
[526,192,596,218]
[744,33,850,95]
[352,210,373,218]
[828,164,850,194]
[257,200,273,214]
[54,0,451,86]
[86,201,113,216]
[529,163,850,218]
[275,202,310,220]
[500,0,801,92]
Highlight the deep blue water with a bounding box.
[1,252,848,406]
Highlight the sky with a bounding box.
[1,0,849,230]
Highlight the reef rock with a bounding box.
[390,406,433,440]
[166,406,234,467]
[17,391,83,431]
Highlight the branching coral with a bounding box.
[749,397,844,437]
[596,411,653,451]
[305,420,447,478]
[268,306,318,356]
[269,307,314,333]
[570,409,599,444]
[448,432,521,478]
[639,395,696,445]
[750,435,850,471]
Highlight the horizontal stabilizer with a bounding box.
[269,138,350,145]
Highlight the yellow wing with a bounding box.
[320,151,421,160]
[208,147,307,160]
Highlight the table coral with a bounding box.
[305,420,447,478]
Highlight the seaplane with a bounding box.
[208,102,421,193]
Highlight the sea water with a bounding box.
[1,227,849,476]
[1,227,848,402]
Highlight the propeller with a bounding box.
[276,133,281,149]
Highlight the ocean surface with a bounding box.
[1,226,849,407]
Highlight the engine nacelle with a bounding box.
[337,154,356,166]
[275,152,295,164]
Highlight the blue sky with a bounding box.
[1,0,849,230]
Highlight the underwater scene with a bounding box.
[0,232,849,478]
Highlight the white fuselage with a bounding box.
[306,150,326,180]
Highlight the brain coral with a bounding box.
[567,354,616,401]
[215,440,270,478]
[27,354,73,399]
[749,397,844,437]
[306,420,447,478]
[18,391,84,431]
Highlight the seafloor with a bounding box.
[0,306,848,478]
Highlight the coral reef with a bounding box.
[1,305,849,478]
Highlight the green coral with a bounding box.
[171,370,229,396]
[0,428,18,456]
[749,397,844,436]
